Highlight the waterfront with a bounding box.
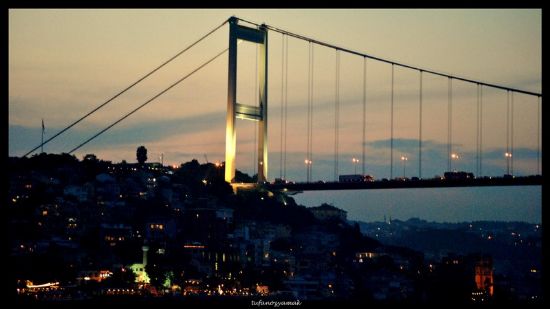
[294,186,541,223]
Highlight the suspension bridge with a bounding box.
[22,16,542,190]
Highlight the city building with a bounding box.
[474,256,494,297]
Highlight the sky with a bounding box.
[9,9,541,182]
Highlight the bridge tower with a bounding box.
[225,17,268,183]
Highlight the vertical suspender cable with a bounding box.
[284,35,289,179]
[310,43,315,181]
[307,43,311,182]
[279,34,285,179]
[480,85,483,176]
[507,91,510,172]
[450,78,453,170]
[448,77,452,172]
[334,50,340,181]
[511,91,515,175]
[506,90,510,175]
[390,64,394,179]
[306,42,310,182]
[362,57,367,176]
[253,44,258,176]
[419,70,423,179]
[538,96,541,175]
[448,78,450,171]
[476,84,480,176]
[306,42,312,182]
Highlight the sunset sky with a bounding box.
[9,9,541,182]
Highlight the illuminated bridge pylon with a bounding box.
[225,17,269,183]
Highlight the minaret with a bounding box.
[142,245,149,267]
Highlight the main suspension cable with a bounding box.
[235,17,541,98]
[24,19,228,157]
[68,47,228,154]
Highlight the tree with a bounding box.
[137,146,148,165]
[83,154,97,161]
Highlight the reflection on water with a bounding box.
[293,186,541,223]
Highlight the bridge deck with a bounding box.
[266,176,542,192]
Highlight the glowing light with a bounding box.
[184,244,205,249]
[27,282,60,289]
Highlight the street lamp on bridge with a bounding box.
[352,157,359,175]
[505,152,512,175]
[400,155,408,179]
[451,153,459,172]
[304,159,312,182]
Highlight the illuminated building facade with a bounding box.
[474,256,494,297]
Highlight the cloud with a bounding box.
[483,147,539,160]
[365,138,448,153]
[88,111,226,146]
[9,110,226,155]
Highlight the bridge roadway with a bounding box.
[266,175,543,192]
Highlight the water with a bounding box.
[293,186,541,223]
